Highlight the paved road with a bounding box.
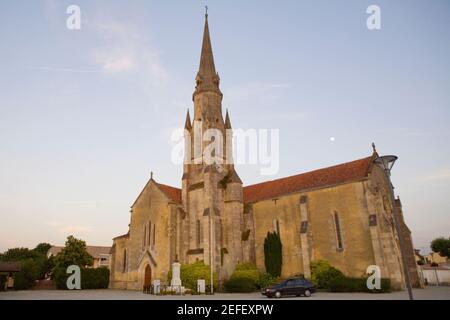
[1,286,449,300]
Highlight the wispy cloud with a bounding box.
[421,168,450,182]
[278,111,307,120]
[46,221,94,235]
[96,54,135,73]
[23,66,101,73]
[91,20,168,84]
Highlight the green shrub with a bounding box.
[231,263,260,284]
[14,259,40,290]
[81,267,110,289]
[0,274,6,291]
[328,276,391,293]
[53,267,68,290]
[52,266,109,290]
[167,261,218,292]
[224,277,257,293]
[310,260,345,289]
[256,273,279,289]
[224,263,261,293]
[235,263,257,271]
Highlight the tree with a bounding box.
[431,237,450,259]
[263,231,282,277]
[34,243,52,255]
[0,244,53,289]
[0,248,36,261]
[54,236,93,269]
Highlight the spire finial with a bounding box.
[225,109,232,129]
[372,142,377,154]
[205,5,208,17]
[150,171,153,180]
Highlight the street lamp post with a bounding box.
[374,155,414,300]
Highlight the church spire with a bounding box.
[184,109,192,130]
[194,11,222,98]
[225,109,232,129]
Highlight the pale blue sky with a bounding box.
[0,0,449,254]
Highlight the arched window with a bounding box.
[196,220,201,247]
[333,212,344,251]
[147,221,152,246]
[122,249,127,273]
[152,223,156,247]
[142,226,146,249]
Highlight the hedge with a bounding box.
[224,277,256,293]
[310,260,345,289]
[0,274,6,291]
[329,277,391,293]
[311,260,391,293]
[224,263,266,293]
[256,273,279,289]
[53,267,109,290]
[230,263,260,284]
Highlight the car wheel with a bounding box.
[275,291,282,298]
[304,289,311,297]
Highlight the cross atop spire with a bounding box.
[193,9,222,99]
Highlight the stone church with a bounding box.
[110,14,420,290]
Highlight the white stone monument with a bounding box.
[170,262,182,293]
[153,279,160,294]
[197,279,206,294]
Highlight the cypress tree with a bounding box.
[264,231,282,277]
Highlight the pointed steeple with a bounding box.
[194,12,222,98]
[225,109,232,129]
[184,109,192,130]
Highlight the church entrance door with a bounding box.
[144,264,152,293]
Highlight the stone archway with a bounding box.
[144,264,152,288]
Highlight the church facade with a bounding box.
[109,14,420,291]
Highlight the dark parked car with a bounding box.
[262,278,316,298]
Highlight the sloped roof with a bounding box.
[156,182,182,204]
[132,155,374,206]
[243,156,374,203]
[0,262,21,272]
[47,245,111,259]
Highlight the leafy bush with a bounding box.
[53,266,109,290]
[167,261,218,292]
[53,267,68,290]
[81,267,109,289]
[224,277,257,293]
[329,277,391,293]
[231,263,260,284]
[14,259,41,290]
[256,273,279,289]
[310,260,345,289]
[0,274,6,291]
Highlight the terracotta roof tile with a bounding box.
[47,245,111,259]
[0,261,21,272]
[243,156,373,203]
[156,182,182,204]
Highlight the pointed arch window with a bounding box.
[333,212,344,251]
[148,221,152,247]
[142,226,146,250]
[196,220,201,247]
[122,249,127,273]
[152,223,156,247]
